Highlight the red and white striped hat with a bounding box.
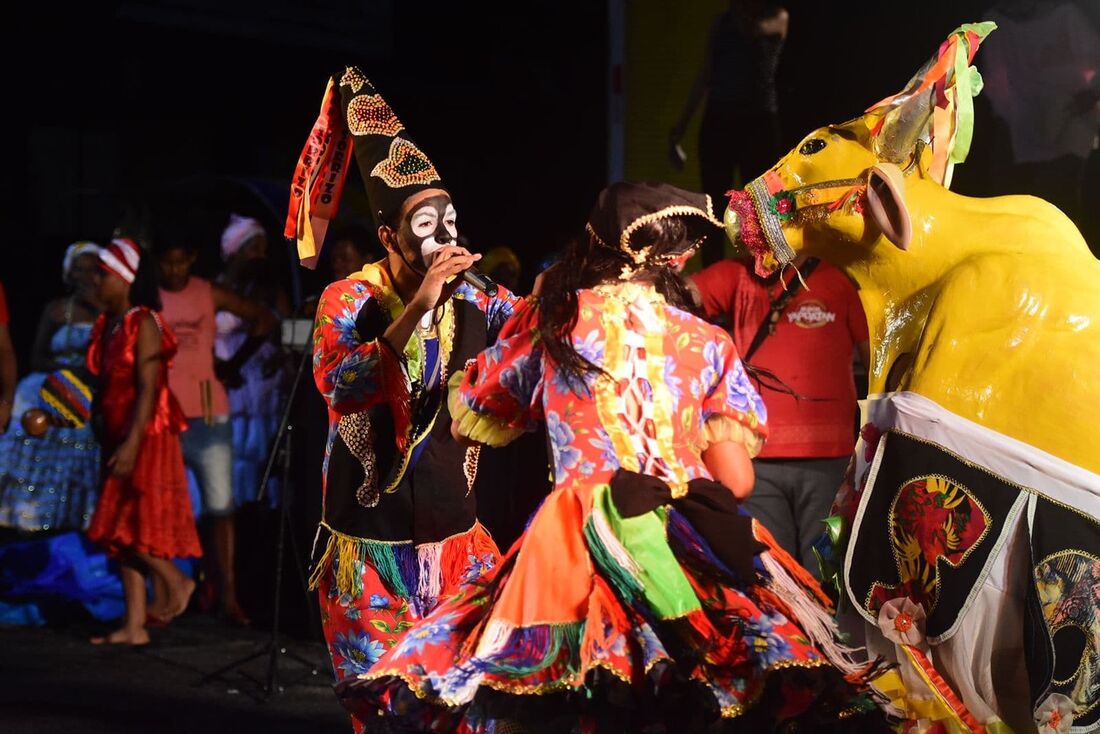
[98,238,141,284]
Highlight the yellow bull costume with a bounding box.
[726,23,1100,734]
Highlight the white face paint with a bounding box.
[412,202,459,263]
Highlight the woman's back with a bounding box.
[533,282,767,495]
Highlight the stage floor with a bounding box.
[0,616,348,733]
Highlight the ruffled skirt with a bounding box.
[338,480,887,732]
[86,431,201,560]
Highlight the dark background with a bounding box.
[5,0,1098,363]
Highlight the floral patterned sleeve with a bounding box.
[698,330,769,457]
[451,298,544,448]
[312,278,395,416]
[452,282,521,343]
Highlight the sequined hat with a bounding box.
[286,66,447,267]
[337,66,445,227]
[586,182,722,269]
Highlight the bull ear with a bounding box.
[866,163,912,250]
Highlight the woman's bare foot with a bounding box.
[146,597,170,621]
[164,577,196,620]
[90,627,150,646]
[221,599,251,627]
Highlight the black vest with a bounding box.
[321,297,487,546]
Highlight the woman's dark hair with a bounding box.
[537,217,698,395]
[129,250,162,311]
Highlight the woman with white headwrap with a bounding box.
[214,214,290,508]
[0,242,104,531]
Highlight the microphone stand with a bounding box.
[196,338,322,700]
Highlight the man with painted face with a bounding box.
[291,67,527,731]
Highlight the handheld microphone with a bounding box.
[462,268,499,297]
[422,242,499,297]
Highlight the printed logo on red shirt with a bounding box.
[786,300,836,329]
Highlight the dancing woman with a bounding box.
[339,182,885,732]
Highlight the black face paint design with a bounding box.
[395,194,458,271]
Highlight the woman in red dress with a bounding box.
[86,239,201,646]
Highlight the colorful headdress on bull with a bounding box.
[285,66,444,269]
[729,22,996,273]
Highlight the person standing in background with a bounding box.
[85,238,200,644]
[215,215,289,508]
[327,222,381,282]
[669,0,789,265]
[691,254,869,577]
[157,238,276,627]
[0,243,104,531]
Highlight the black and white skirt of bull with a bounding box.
[841,391,1099,733]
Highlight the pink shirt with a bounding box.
[159,277,229,420]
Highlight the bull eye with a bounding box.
[799,138,827,156]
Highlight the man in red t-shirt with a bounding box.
[691,255,869,575]
[0,281,16,431]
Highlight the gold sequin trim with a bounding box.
[370,138,441,189]
[337,411,380,507]
[340,66,371,93]
[591,199,723,266]
[347,94,404,137]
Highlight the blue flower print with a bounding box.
[499,352,541,405]
[663,355,683,408]
[724,358,767,423]
[631,622,668,665]
[463,553,496,583]
[330,350,381,405]
[331,308,362,349]
[573,329,605,365]
[550,366,594,397]
[485,295,516,340]
[546,410,583,478]
[369,594,391,610]
[592,619,628,661]
[394,613,457,657]
[588,427,621,472]
[481,342,505,369]
[749,613,795,666]
[699,340,726,395]
[333,630,387,676]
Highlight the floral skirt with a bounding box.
[317,523,499,734]
[337,481,889,733]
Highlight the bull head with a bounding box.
[729,23,995,275]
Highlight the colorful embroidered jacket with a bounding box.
[309,263,519,591]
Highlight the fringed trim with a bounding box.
[583,507,646,605]
[753,521,832,607]
[449,393,525,448]
[699,414,766,458]
[752,520,877,682]
[308,522,489,608]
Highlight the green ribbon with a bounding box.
[592,484,700,620]
[948,21,997,166]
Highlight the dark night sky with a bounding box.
[7,0,1096,362]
